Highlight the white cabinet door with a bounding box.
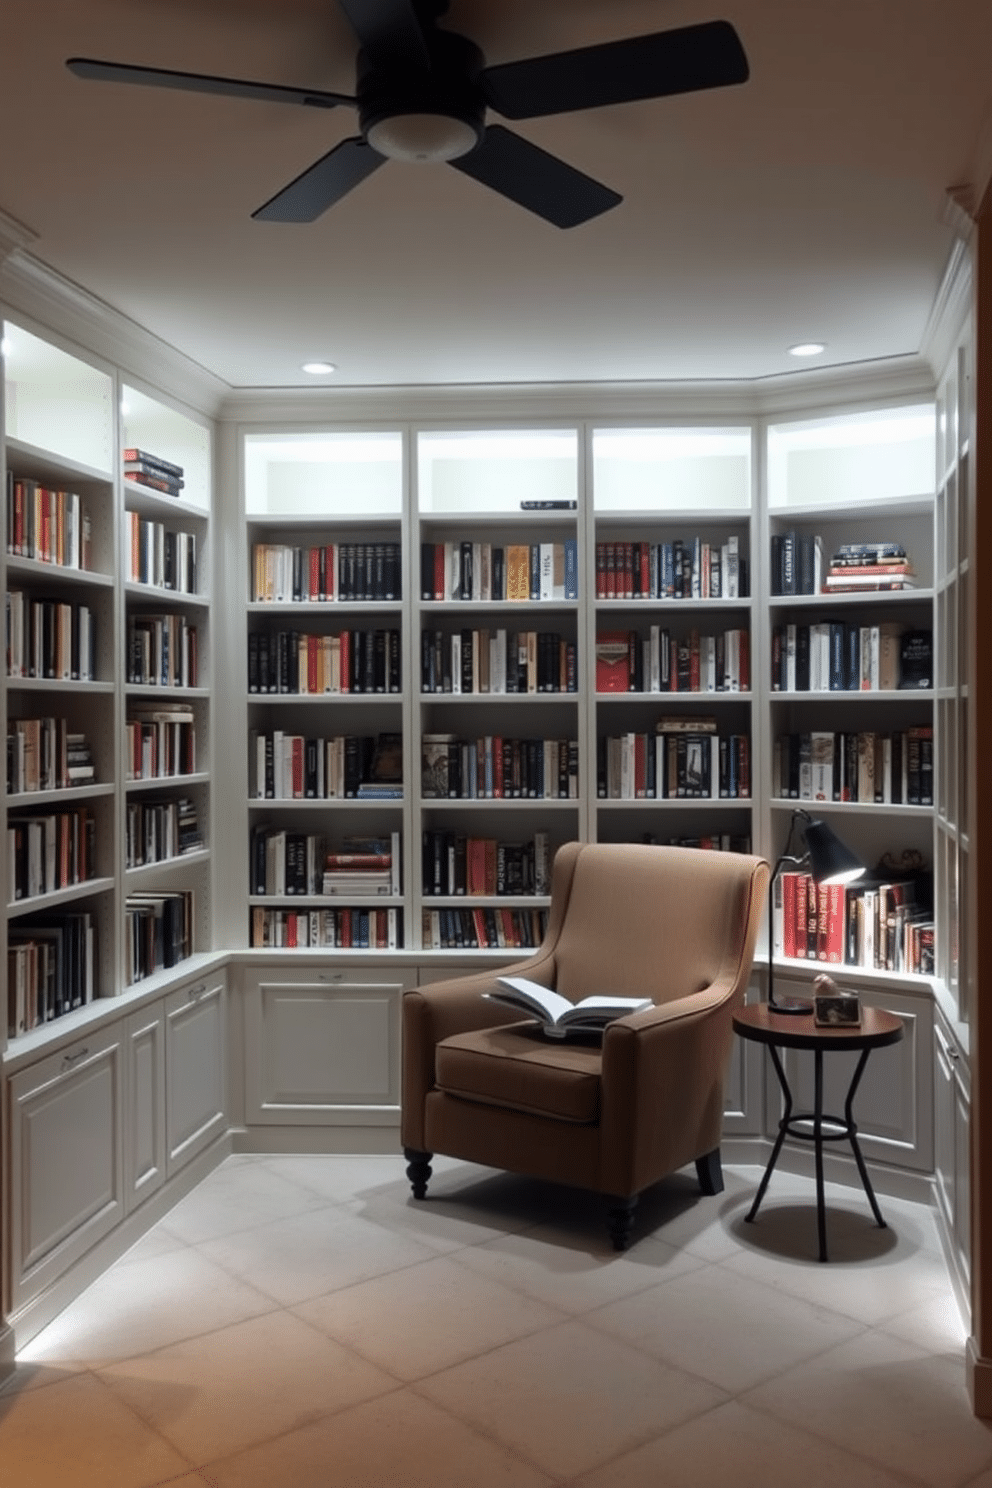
[124,1002,167,1212]
[244,965,410,1125]
[8,1025,124,1310]
[164,974,228,1174]
[934,1015,970,1289]
[763,984,934,1173]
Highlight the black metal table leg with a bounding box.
[745,1041,792,1224]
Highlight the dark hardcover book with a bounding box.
[122,446,184,479]
[388,628,401,691]
[770,534,783,595]
[247,632,260,692]
[797,532,818,596]
[794,624,810,691]
[460,540,473,600]
[529,544,541,601]
[519,499,577,509]
[899,630,933,689]
[829,622,846,690]
[781,530,797,595]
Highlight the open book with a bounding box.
[486,976,652,1039]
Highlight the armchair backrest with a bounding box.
[549,842,768,1007]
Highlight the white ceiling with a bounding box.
[2,0,991,392]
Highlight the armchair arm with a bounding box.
[401,953,558,1149]
[597,975,744,1196]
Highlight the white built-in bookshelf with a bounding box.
[235,410,938,985]
[2,321,214,1043]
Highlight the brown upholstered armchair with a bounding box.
[402,841,769,1249]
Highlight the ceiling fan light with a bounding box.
[367,112,480,163]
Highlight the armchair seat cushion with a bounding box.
[435,1023,602,1124]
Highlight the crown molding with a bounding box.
[0,208,37,265]
[0,250,229,418]
[920,234,974,381]
[218,354,935,429]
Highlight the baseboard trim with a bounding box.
[231,1123,401,1156]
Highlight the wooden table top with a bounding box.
[733,1001,904,1053]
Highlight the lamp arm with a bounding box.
[767,804,815,1011]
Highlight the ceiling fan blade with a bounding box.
[450,125,620,229]
[252,138,385,221]
[66,58,352,110]
[480,19,748,120]
[336,0,432,70]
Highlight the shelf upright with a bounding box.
[242,429,407,952]
[588,423,755,852]
[414,427,582,954]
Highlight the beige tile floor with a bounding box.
[2,1153,989,1487]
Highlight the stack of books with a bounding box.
[123,447,185,498]
[823,543,916,592]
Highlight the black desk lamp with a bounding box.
[768,808,865,1015]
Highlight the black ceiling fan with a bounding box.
[67,0,748,229]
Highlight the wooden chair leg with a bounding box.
[695,1147,724,1195]
[404,1147,433,1200]
[607,1194,638,1251]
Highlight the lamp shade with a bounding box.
[802,817,865,886]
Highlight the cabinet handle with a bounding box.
[935,1025,958,1060]
[318,971,345,984]
[188,982,207,1001]
[62,1046,90,1070]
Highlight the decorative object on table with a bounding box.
[812,973,861,1026]
[768,808,865,1015]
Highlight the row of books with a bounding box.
[7,805,97,901]
[247,628,401,695]
[421,540,579,602]
[127,612,199,688]
[421,906,548,950]
[125,512,198,593]
[123,447,185,498]
[125,889,194,984]
[422,830,551,898]
[6,476,93,569]
[772,871,933,974]
[249,906,402,949]
[771,622,932,693]
[249,827,402,898]
[597,728,751,800]
[594,536,746,601]
[125,796,203,869]
[6,592,97,681]
[251,731,401,801]
[126,707,198,781]
[7,718,94,794]
[252,541,402,603]
[422,734,578,801]
[641,833,753,853]
[773,728,933,806]
[771,537,918,596]
[421,628,577,694]
[7,910,97,1034]
[596,626,750,694]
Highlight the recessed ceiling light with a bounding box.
[301,361,336,375]
[788,342,826,357]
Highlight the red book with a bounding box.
[308,547,320,600]
[340,631,350,692]
[434,544,445,601]
[467,837,488,895]
[307,634,318,694]
[596,631,632,692]
[818,882,845,963]
[291,736,304,799]
[639,542,650,597]
[781,871,798,958]
[595,544,606,598]
[605,543,616,599]
[493,736,504,798]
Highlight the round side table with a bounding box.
[733,1001,904,1262]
